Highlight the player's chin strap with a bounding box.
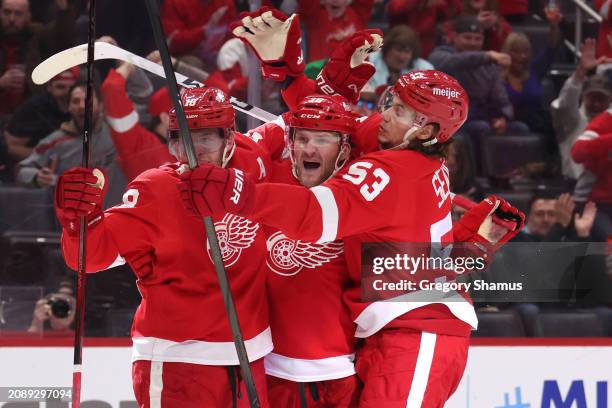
[221,129,237,168]
[326,142,350,182]
[386,112,438,151]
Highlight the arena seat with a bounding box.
[481,134,548,179]
[533,311,604,337]
[473,310,526,337]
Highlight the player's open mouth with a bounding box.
[302,161,321,170]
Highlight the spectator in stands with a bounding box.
[439,0,511,51]
[27,281,75,334]
[430,15,527,170]
[214,37,248,99]
[161,0,236,67]
[0,0,76,117]
[459,0,512,51]
[514,192,597,242]
[501,5,561,137]
[572,107,612,241]
[367,24,434,91]
[3,67,78,165]
[102,58,174,182]
[386,0,461,58]
[596,0,612,57]
[297,0,374,62]
[14,80,115,187]
[505,192,608,315]
[551,39,612,184]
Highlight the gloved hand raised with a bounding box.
[231,7,304,81]
[55,167,107,235]
[316,29,383,104]
[177,163,256,218]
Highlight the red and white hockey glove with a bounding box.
[55,167,107,236]
[231,7,304,81]
[316,29,383,104]
[454,195,525,254]
[178,163,256,218]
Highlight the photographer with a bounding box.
[27,282,75,334]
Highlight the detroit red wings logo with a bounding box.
[206,214,259,267]
[266,232,344,276]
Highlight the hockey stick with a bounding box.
[31,42,278,123]
[143,0,261,407]
[71,1,96,407]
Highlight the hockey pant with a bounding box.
[267,374,362,407]
[356,329,469,408]
[132,358,269,408]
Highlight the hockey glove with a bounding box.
[231,7,304,81]
[55,167,107,236]
[178,163,256,218]
[454,195,525,253]
[316,29,383,104]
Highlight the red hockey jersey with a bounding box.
[571,108,612,204]
[61,150,273,366]
[101,69,175,181]
[251,149,477,338]
[263,160,357,382]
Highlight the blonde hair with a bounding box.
[502,32,531,54]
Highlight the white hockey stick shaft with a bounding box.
[32,42,278,123]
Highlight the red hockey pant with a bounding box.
[132,358,269,408]
[267,374,362,407]
[356,330,469,408]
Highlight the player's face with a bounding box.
[292,129,345,187]
[170,128,228,165]
[0,0,30,35]
[378,95,417,149]
[527,199,556,237]
[68,86,100,131]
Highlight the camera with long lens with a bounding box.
[47,297,71,318]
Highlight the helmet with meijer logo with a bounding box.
[392,70,469,144]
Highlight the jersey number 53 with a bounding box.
[342,161,390,202]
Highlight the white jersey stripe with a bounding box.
[578,130,599,141]
[149,361,163,408]
[310,186,339,244]
[406,332,437,408]
[106,110,139,133]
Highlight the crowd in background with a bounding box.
[0,0,610,336]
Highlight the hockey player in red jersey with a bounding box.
[255,95,364,407]
[179,70,524,407]
[54,87,273,408]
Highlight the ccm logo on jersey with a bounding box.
[230,169,245,205]
[300,114,321,119]
[432,88,460,99]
